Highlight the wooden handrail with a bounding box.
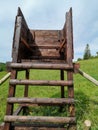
[78,69,98,86]
[0,72,11,85]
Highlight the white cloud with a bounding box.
[0,0,98,62]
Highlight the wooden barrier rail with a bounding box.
[78,69,98,86]
[4,116,76,124]
[0,72,11,85]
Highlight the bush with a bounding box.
[0,63,6,71]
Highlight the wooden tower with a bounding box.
[4,7,76,130]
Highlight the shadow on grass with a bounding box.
[75,91,89,121]
[27,90,89,121]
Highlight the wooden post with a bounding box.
[23,69,30,115]
[84,120,91,130]
[24,69,29,97]
[60,70,65,98]
[4,70,18,130]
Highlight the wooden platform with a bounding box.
[4,7,76,130]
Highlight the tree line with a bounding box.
[78,44,98,61]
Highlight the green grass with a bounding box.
[0,63,6,71]
[0,58,98,129]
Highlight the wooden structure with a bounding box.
[4,7,76,130]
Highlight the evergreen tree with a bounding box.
[83,44,91,59]
[96,52,98,56]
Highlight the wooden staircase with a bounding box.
[4,7,76,130]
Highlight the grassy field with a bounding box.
[0,58,98,129]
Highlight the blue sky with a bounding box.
[0,0,98,62]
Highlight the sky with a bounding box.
[0,0,98,62]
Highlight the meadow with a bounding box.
[0,58,98,130]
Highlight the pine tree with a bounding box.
[83,44,91,59]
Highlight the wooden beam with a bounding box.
[10,63,73,70]
[30,44,60,49]
[78,69,98,86]
[0,72,11,85]
[65,8,73,65]
[10,79,73,86]
[4,116,76,124]
[7,97,74,105]
[21,37,33,52]
[13,106,23,115]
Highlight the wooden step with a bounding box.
[29,44,60,49]
[30,55,62,60]
[7,97,74,105]
[10,79,73,86]
[10,63,73,70]
[4,116,76,124]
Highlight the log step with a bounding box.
[7,97,74,105]
[10,79,73,86]
[10,63,73,70]
[4,116,76,124]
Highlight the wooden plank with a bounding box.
[24,70,29,97]
[7,97,74,105]
[0,72,11,85]
[0,125,66,130]
[20,37,33,52]
[12,16,22,62]
[31,55,61,60]
[10,63,73,70]
[4,70,18,130]
[4,116,76,124]
[15,127,66,130]
[78,69,98,86]
[30,30,60,47]
[29,44,60,49]
[60,70,65,98]
[10,79,73,86]
[31,49,60,57]
[67,71,75,117]
[30,30,59,37]
[13,106,23,116]
[65,8,73,65]
[13,123,65,129]
[17,7,28,29]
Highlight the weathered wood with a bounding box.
[30,44,60,49]
[12,16,22,62]
[13,106,23,115]
[17,7,28,29]
[0,72,11,85]
[31,55,61,60]
[67,71,75,117]
[78,69,98,86]
[64,8,73,65]
[7,97,74,105]
[59,39,66,53]
[20,37,33,52]
[4,70,18,130]
[31,48,60,57]
[23,69,30,115]
[22,59,66,64]
[24,70,29,97]
[60,70,65,98]
[0,124,66,130]
[10,63,73,70]
[4,116,76,124]
[4,7,76,130]
[10,79,73,86]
